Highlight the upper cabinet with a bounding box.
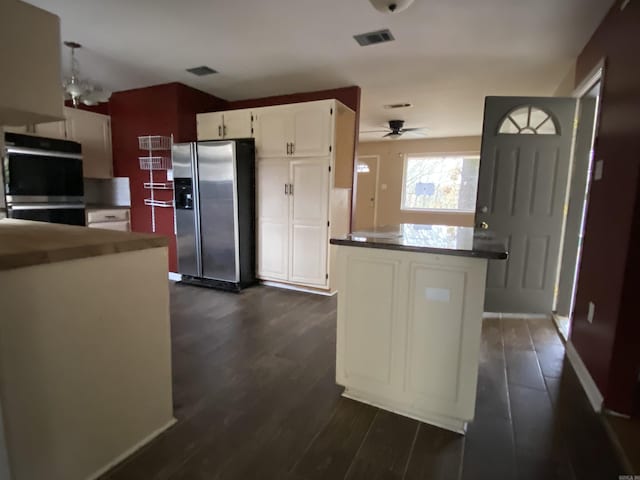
[197,109,252,140]
[66,108,113,179]
[254,101,332,158]
[34,107,113,178]
[1,1,63,126]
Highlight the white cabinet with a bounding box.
[34,119,66,139]
[33,107,113,178]
[334,245,488,433]
[1,0,63,126]
[254,101,332,158]
[197,109,252,140]
[66,108,113,178]
[258,157,330,287]
[289,159,329,285]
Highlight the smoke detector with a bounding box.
[369,0,415,14]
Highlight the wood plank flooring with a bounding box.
[101,284,624,480]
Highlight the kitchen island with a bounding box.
[0,219,175,480]
[330,224,507,434]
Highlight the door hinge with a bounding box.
[328,166,331,172]
[327,221,330,227]
[326,273,329,280]
[251,115,254,122]
[330,108,333,115]
[329,145,332,153]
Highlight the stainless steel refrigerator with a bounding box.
[172,139,256,291]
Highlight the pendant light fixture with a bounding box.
[62,41,112,107]
[368,0,415,14]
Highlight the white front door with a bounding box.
[477,97,577,313]
[289,158,329,286]
[354,155,379,231]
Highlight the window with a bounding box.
[401,155,479,213]
[498,105,558,135]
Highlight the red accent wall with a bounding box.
[570,0,640,414]
[110,83,226,271]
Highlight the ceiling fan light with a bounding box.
[369,0,415,14]
[65,80,84,98]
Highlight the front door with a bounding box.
[354,155,378,231]
[476,97,577,313]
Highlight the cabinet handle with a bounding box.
[286,142,290,155]
[105,215,117,219]
[218,125,222,137]
[285,183,289,195]
[289,183,294,196]
[223,125,227,137]
[291,143,295,155]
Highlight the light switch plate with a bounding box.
[594,160,604,181]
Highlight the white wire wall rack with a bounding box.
[138,135,173,232]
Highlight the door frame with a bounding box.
[354,154,380,229]
[553,59,605,335]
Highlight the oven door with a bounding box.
[4,147,84,199]
[7,204,86,226]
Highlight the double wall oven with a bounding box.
[3,133,85,226]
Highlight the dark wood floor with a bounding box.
[102,284,624,480]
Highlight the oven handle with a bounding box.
[6,146,83,160]
[8,204,85,210]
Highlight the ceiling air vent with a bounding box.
[186,66,218,76]
[354,29,395,47]
[384,103,413,109]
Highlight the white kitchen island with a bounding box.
[331,224,507,434]
[0,219,175,480]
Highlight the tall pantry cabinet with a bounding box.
[255,100,355,290]
[197,99,356,292]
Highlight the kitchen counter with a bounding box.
[0,219,167,271]
[330,223,508,259]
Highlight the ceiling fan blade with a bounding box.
[401,127,427,132]
[382,132,396,138]
[404,130,428,138]
[362,129,392,133]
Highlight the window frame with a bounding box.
[400,153,480,214]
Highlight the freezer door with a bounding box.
[197,141,239,282]
[173,143,200,277]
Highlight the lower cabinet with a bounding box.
[257,157,329,287]
[334,245,488,432]
[86,208,130,231]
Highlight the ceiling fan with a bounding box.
[363,120,427,139]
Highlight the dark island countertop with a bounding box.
[0,219,168,271]
[330,224,508,260]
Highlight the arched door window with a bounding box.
[498,105,559,135]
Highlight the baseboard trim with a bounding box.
[168,272,182,282]
[342,389,467,435]
[86,417,177,480]
[566,341,603,412]
[260,280,336,296]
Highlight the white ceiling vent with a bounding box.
[186,66,218,76]
[354,29,395,46]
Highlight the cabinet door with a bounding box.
[223,110,252,139]
[3,125,29,134]
[289,158,329,286]
[197,112,224,140]
[34,120,66,139]
[66,108,113,178]
[291,103,332,157]
[254,106,290,158]
[257,158,290,280]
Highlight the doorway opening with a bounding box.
[353,155,380,231]
[553,64,604,341]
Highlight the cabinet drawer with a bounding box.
[87,209,129,223]
[87,220,130,232]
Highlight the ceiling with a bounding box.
[27,0,613,141]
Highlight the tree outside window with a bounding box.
[401,155,480,213]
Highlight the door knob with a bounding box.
[480,206,488,213]
[477,221,489,230]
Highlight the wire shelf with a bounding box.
[138,135,172,151]
[144,182,174,190]
[139,156,172,170]
[144,199,174,208]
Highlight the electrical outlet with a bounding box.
[587,302,595,323]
